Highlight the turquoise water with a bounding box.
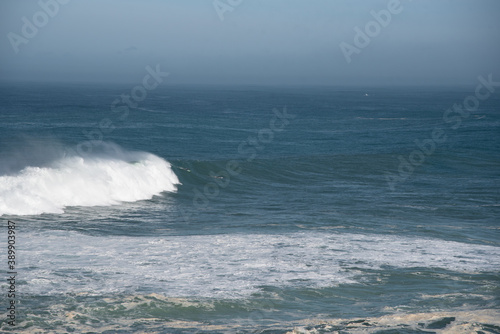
[0,83,499,333]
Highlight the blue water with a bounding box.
[1,82,499,333]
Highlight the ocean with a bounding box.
[0,82,499,333]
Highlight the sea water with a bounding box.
[0,82,499,333]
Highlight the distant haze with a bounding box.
[1,0,499,86]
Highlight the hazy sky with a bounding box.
[1,0,499,85]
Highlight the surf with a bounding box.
[0,143,180,216]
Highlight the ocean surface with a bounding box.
[0,82,499,333]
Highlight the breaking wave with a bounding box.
[0,143,180,216]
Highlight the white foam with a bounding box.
[290,309,500,334]
[16,231,500,298]
[0,148,180,216]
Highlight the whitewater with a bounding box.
[0,144,180,216]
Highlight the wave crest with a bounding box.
[0,145,180,216]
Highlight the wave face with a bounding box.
[0,144,180,216]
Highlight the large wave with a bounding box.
[0,143,180,216]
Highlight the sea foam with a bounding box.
[18,231,500,298]
[0,146,180,216]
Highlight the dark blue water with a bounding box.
[1,82,499,333]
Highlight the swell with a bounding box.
[171,153,399,193]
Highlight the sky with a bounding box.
[0,0,499,86]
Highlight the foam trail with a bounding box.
[0,145,180,216]
[18,231,500,297]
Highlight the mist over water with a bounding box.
[1,0,499,85]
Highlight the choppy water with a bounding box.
[1,83,499,333]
